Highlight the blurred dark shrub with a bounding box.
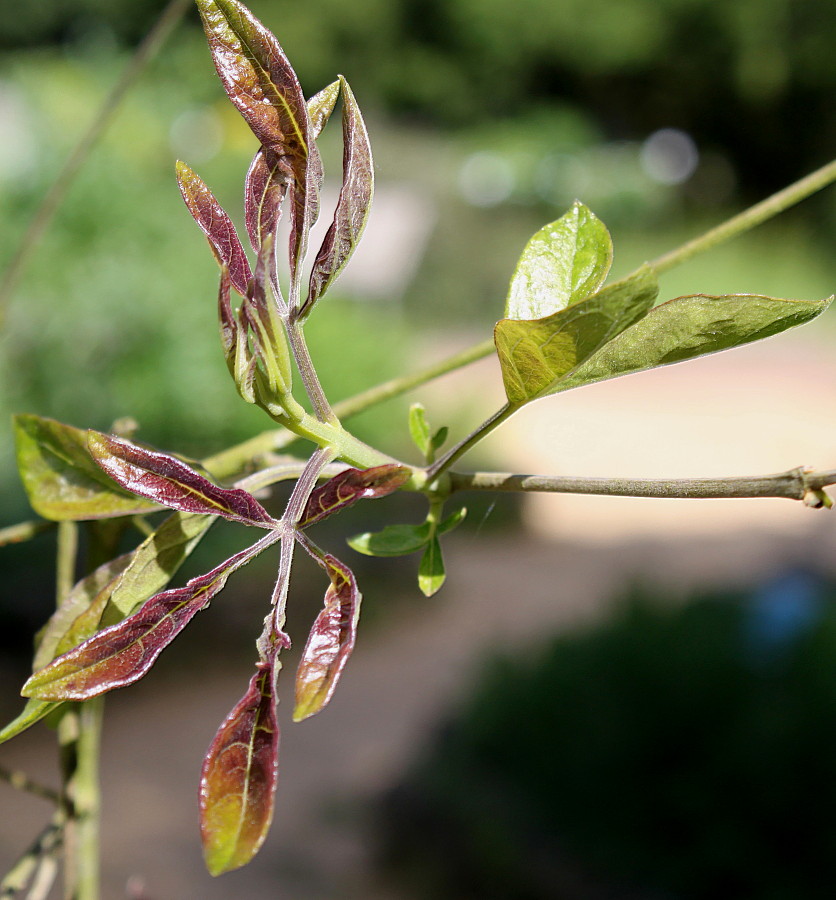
[379,574,836,899]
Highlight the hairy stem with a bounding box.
[448,465,836,503]
[0,0,191,325]
[286,319,337,425]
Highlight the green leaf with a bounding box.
[505,202,613,320]
[429,426,449,456]
[307,80,340,139]
[348,522,432,557]
[418,536,445,597]
[557,293,835,394]
[14,415,160,521]
[408,403,431,456]
[495,266,659,404]
[438,506,467,535]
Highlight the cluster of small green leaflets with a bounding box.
[494,201,831,407]
[349,404,466,596]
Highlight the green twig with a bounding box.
[0,813,63,899]
[0,766,60,805]
[0,520,55,548]
[0,0,192,324]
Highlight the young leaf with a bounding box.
[88,432,277,527]
[244,148,288,264]
[176,160,253,297]
[22,532,277,702]
[14,415,159,521]
[347,522,431,557]
[556,293,835,394]
[408,404,431,457]
[494,266,659,404]
[418,535,445,597]
[307,80,340,138]
[294,554,361,722]
[200,658,280,875]
[438,506,467,535]
[303,77,374,314]
[299,464,411,528]
[505,201,613,320]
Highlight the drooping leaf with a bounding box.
[495,266,659,404]
[294,555,361,722]
[299,464,410,528]
[303,77,374,314]
[22,532,278,702]
[505,202,613,320]
[307,80,340,138]
[556,293,834,394]
[200,657,280,875]
[14,415,160,521]
[418,535,445,597]
[0,511,215,744]
[176,160,253,297]
[88,432,277,527]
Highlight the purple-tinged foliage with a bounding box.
[88,432,277,527]
[22,534,278,702]
[176,160,253,297]
[294,554,361,721]
[244,148,288,262]
[200,656,281,875]
[304,77,374,314]
[299,464,410,528]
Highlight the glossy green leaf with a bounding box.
[494,266,659,404]
[347,522,432,557]
[304,77,374,313]
[418,535,445,597]
[200,657,280,875]
[14,415,159,521]
[556,293,834,394]
[505,202,613,320]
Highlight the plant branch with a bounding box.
[0,812,63,899]
[448,465,836,504]
[0,767,60,805]
[0,520,55,548]
[286,319,337,425]
[0,0,191,325]
[649,159,836,274]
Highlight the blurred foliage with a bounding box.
[379,574,836,899]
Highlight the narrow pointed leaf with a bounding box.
[88,432,277,527]
[299,464,410,528]
[244,147,288,262]
[294,555,361,721]
[439,506,467,535]
[307,80,340,138]
[200,657,280,875]
[177,160,252,297]
[218,265,237,363]
[495,266,659,404]
[408,403,431,456]
[304,77,374,313]
[22,533,276,702]
[506,202,613,320]
[347,522,431,557]
[418,535,445,597]
[556,292,835,394]
[14,415,160,521]
[430,426,449,456]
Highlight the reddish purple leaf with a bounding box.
[299,464,410,528]
[88,432,277,527]
[304,77,374,314]
[22,535,277,702]
[176,160,252,297]
[200,658,280,875]
[244,147,288,260]
[293,554,361,721]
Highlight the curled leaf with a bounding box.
[88,432,277,527]
[307,80,340,138]
[14,415,159,521]
[200,657,280,875]
[299,464,410,528]
[303,77,374,314]
[244,147,288,271]
[176,160,253,297]
[22,533,277,702]
[294,555,361,722]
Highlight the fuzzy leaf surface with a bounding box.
[244,148,288,258]
[418,535,445,597]
[495,266,659,404]
[304,77,374,312]
[22,534,275,702]
[89,433,277,527]
[294,555,360,721]
[556,293,834,393]
[177,160,252,297]
[200,658,280,875]
[299,464,410,528]
[14,415,159,521]
[307,80,340,138]
[505,202,613,320]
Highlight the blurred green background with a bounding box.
[1,1,835,897]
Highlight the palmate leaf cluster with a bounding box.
[1,0,832,884]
